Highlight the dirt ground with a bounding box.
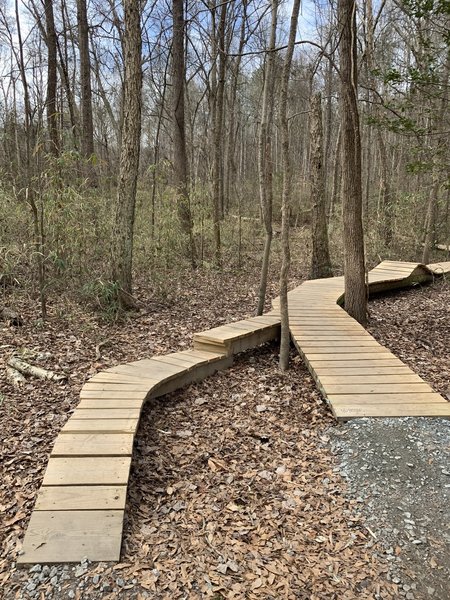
[0,266,449,599]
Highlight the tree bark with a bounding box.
[172,0,196,267]
[422,52,449,264]
[338,0,367,326]
[211,0,227,268]
[44,0,59,155]
[310,91,333,279]
[77,0,95,161]
[256,0,278,316]
[279,0,301,371]
[111,0,142,309]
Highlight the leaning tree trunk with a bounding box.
[338,0,367,326]
[172,0,196,267]
[111,0,142,309]
[256,0,278,315]
[278,0,301,371]
[310,91,333,279]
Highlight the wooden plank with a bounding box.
[77,398,144,409]
[328,393,446,404]
[291,323,367,330]
[52,433,134,456]
[299,340,381,347]
[151,354,204,369]
[220,320,267,331]
[250,316,281,325]
[193,340,227,354]
[179,349,228,362]
[300,346,386,354]
[323,383,432,395]
[81,383,150,392]
[88,373,157,386]
[311,366,414,376]
[35,485,127,510]
[293,330,371,336]
[110,361,185,380]
[72,408,141,420]
[80,389,147,400]
[289,318,356,323]
[320,373,423,384]
[43,457,131,486]
[308,359,406,369]
[295,336,372,341]
[333,403,450,420]
[61,419,138,434]
[17,510,124,564]
[427,261,450,273]
[305,353,396,362]
[78,398,144,409]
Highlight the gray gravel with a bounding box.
[329,416,450,600]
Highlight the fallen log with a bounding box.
[6,366,26,387]
[7,356,67,382]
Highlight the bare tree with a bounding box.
[310,91,332,279]
[256,0,278,316]
[172,0,196,267]
[111,0,142,309]
[77,0,95,160]
[279,0,301,370]
[44,0,58,155]
[338,0,367,325]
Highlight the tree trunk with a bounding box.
[211,1,227,268]
[310,91,333,279]
[111,0,142,309]
[77,0,95,163]
[44,0,59,156]
[329,123,341,220]
[279,0,301,371]
[256,0,278,316]
[172,0,196,267]
[338,0,367,326]
[422,52,449,264]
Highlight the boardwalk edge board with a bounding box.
[18,260,450,564]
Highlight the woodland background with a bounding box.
[0,0,449,320]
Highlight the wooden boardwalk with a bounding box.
[18,261,450,564]
[273,260,450,420]
[18,318,280,564]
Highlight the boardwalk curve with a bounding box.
[18,261,450,564]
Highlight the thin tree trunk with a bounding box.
[44,0,58,155]
[422,52,449,264]
[329,123,341,220]
[111,0,142,309]
[77,0,95,178]
[310,91,333,279]
[279,0,301,371]
[211,1,227,267]
[338,0,367,325]
[172,0,196,267]
[256,0,278,315]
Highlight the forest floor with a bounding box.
[0,260,449,599]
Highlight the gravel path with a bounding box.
[329,418,450,600]
[328,281,450,600]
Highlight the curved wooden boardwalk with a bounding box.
[18,261,450,564]
[273,260,450,421]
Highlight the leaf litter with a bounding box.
[1,267,447,598]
